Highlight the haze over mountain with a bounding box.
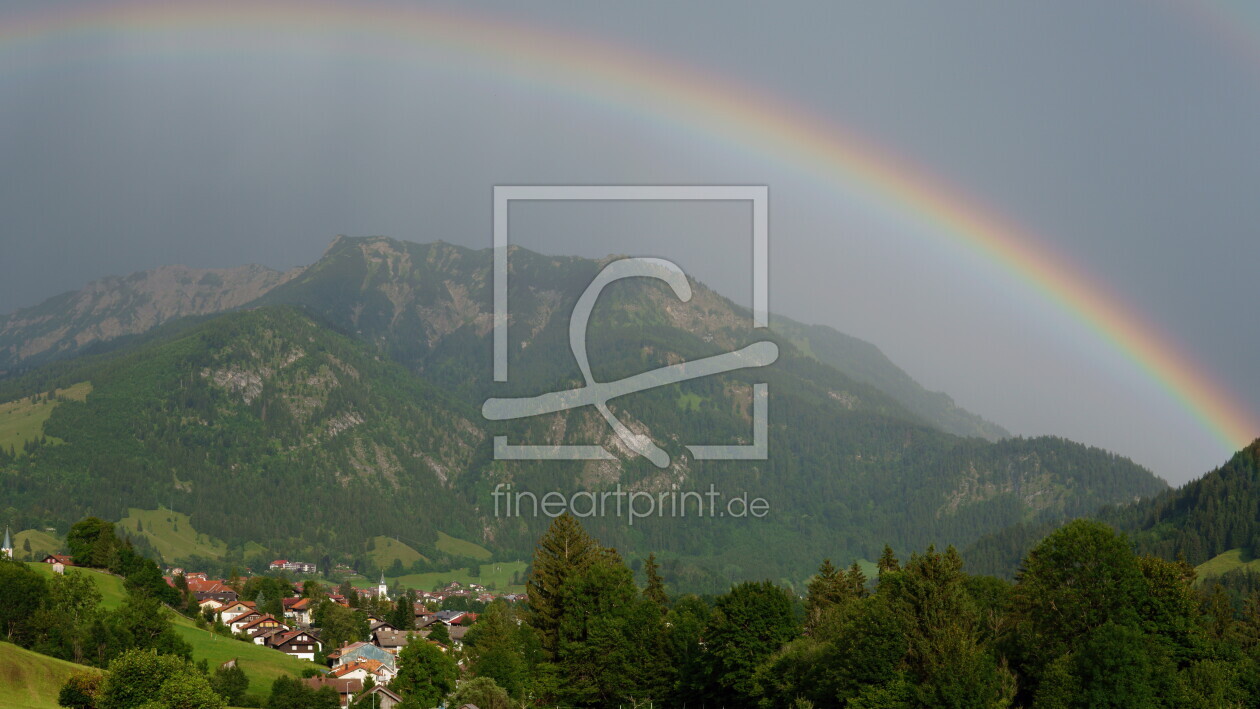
[0,264,297,372]
[0,236,1165,590]
[0,236,1007,441]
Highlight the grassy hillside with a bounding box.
[116,507,227,563]
[12,530,61,560]
[1196,548,1260,582]
[27,563,126,609]
[168,615,313,704]
[0,382,91,455]
[368,536,429,569]
[0,642,103,709]
[23,563,309,703]
[352,559,527,593]
[435,531,492,562]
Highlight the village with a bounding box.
[34,549,527,709]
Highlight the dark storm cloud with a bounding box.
[0,0,1257,481]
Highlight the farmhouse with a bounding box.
[238,614,287,641]
[216,600,256,624]
[267,629,321,661]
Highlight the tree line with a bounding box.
[454,513,1260,707]
[7,510,1260,707]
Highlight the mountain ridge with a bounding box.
[0,237,1166,590]
[1,235,1006,441]
[0,262,299,373]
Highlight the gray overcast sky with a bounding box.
[1,1,1257,483]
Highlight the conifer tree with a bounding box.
[805,559,849,632]
[1241,590,1260,651]
[390,589,416,630]
[846,562,869,598]
[643,553,669,611]
[526,513,602,657]
[555,551,667,706]
[878,544,900,575]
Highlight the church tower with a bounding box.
[1,527,12,559]
[378,573,388,600]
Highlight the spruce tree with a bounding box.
[1242,590,1260,651]
[555,551,667,706]
[526,513,602,657]
[846,562,869,598]
[805,559,849,632]
[878,544,901,575]
[389,589,416,630]
[643,553,669,611]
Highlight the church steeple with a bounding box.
[1,527,12,559]
[378,573,388,599]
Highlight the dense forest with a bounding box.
[967,440,1260,597]
[4,511,1260,708]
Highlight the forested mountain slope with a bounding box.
[0,237,1166,589]
[965,439,1260,579]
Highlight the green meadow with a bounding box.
[368,535,430,569]
[1196,547,1260,582]
[434,531,493,561]
[22,563,310,704]
[0,382,92,455]
[351,559,528,594]
[11,529,61,560]
[116,507,228,562]
[0,641,103,709]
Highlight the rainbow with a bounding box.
[1190,1,1260,72]
[1,1,1256,453]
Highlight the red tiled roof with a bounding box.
[187,578,231,594]
[330,659,385,678]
